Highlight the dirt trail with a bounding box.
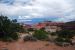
[0,38,75,50]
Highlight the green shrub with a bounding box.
[0,15,23,42]
[33,30,48,40]
[54,30,75,46]
[56,30,75,39]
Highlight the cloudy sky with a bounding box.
[0,0,75,24]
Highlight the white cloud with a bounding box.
[0,0,75,22]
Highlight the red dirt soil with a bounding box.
[0,39,75,50]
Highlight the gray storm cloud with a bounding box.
[0,0,75,22]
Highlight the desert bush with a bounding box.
[23,35,37,41]
[0,15,23,42]
[54,30,75,46]
[33,30,48,40]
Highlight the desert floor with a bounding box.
[0,38,75,50]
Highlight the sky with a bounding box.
[0,0,75,24]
